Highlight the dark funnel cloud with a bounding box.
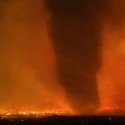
[46,0,111,114]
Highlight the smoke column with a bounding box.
[98,1,125,114]
[46,0,110,114]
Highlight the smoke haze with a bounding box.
[0,0,70,113]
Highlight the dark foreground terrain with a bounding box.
[0,115,125,125]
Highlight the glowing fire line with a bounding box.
[0,109,69,119]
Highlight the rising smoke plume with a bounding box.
[98,0,125,114]
[46,0,111,114]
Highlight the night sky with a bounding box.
[0,0,125,115]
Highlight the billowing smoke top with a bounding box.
[46,0,111,15]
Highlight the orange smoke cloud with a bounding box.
[0,0,72,115]
[98,1,125,114]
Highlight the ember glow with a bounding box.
[0,110,66,119]
[0,0,125,116]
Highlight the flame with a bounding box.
[0,110,66,117]
[0,107,73,119]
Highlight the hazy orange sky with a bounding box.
[0,0,70,113]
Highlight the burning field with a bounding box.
[0,0,125,121]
